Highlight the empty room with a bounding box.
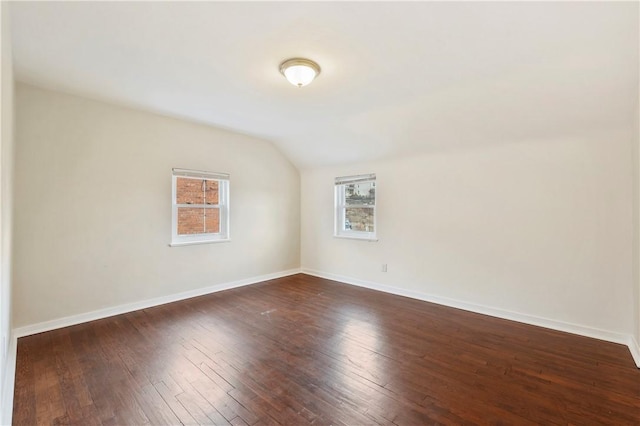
[1,1,639,425]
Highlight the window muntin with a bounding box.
[171,169,229,246]
[335,174,376,240]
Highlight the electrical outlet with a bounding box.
[381,264,387,272]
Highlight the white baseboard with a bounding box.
[1,332,16,426]
[302,268,640,369]
[14,268,301,339]
[628,335,640,368]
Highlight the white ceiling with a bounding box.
[9,1,639,169]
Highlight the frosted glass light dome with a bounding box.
[279,58,321,87]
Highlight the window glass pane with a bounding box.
[345,207,374,232]
[177,207,219,235]
[176,178,219,205]
[204,180,219,205]
[177,208,204,235]
[176,177,204,205]
[204,207,220,233]
[345,181,375,206]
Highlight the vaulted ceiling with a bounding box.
[10,2,639,168]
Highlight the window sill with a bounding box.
[169,239,230,247]
[334,234,378,242]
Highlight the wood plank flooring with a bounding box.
[12,274,640,425]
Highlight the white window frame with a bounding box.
[334,173,377,241]
[170,168,230,247]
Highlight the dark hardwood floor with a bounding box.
[12,274,640,425]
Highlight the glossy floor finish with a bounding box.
[12,274,640,425]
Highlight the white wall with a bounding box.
[13,83,300,328]
[0,1,15,421]
[302,129,635,339]
[635,5,640,358]
[629,4,640,363]
[634,103,640,351]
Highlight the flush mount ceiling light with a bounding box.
[279,58,321,88]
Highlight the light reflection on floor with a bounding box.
[334,305,389,390]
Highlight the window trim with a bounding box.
[334,174,377,241]
[170,169,230,247]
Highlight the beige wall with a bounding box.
[302,129,635,338]
[0,2,15,420]
[13,83,300,327]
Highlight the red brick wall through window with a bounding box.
[176,177,220,235]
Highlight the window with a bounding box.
[335,174,376,240]
[171,169,229,246]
